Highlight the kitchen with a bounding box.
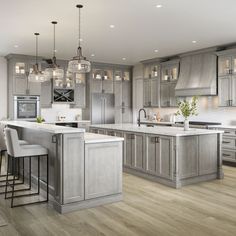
[0,0,236,235]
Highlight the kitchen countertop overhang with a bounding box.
[90,124,223,137]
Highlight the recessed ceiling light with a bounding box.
[91,54,95,57]
[154,49,159,53]
[14,45,19,48]
[79,38,83,42]
[110,25,115,28]
[156,4,163,8]
[192,40,197,43]
[122,58,126,61]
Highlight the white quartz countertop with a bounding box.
[0,121,85,134]
[140,120,175,125]
[84,133,124,144]
[44,120,91,124]
[209,125,236,130]
[90,124,223,137]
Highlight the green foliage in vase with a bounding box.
[36,116,45,123]
[175,96,198,120]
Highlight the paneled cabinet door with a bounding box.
[91,80,102,93]
[146,135,172,179]
[28,81,41,95]
[124,132,145,170]
[143,79,151,107]
[169,82,177,107]
[14,76,28,95]
[218,76,231,107]
[132,133,145,170]
[160,83,169,107]
[102,80,113,93]
[150,79,159,107]
[122,81,132,107]
[40,80,52,108]
[218,56,232,76]
[114,81,122,107]
[74,84,86,108]
[231,75,236,106]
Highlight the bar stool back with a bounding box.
[4,128,49,208]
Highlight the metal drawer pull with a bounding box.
[223,153,232,157]
[222,141,232,144]
[224,131,231,134]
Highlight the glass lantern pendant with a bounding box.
[44,21,64,80]
[28,33,46,82]
[68,4,91,74]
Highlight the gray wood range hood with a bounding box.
[175,52,217,96]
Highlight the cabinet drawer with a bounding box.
[222,137,236,149]
[222,129,236,136]
[222,150,236,161]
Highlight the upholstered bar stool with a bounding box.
[0,124,28,186]
[4,128,49,208]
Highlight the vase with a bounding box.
[184,119,189,131]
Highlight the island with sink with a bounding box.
[89,124,224,188]
[0,121,123,213]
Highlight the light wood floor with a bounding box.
[0,165,236,236]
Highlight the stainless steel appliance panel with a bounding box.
[14,96,40,120]
[91,93,115,124]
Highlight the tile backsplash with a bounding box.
[41,104,82,122]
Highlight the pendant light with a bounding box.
[44,21,64,80]
[68,4,91,74]
[28,33,46,82]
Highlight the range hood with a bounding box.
[175,52,217,96]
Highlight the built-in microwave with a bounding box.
[14,96,40,120]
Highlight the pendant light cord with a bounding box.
[34,33,39,65]
[53,23,56,58]
[78,6,81,48]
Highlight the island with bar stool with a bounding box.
[0,121,123,213]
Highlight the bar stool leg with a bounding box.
[11,158,16,208]
[0,150,2,174]
[29,157,31,190]
[38,156,40,194]
[47,154,49,201]
[4,155,10,199]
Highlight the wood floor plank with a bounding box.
[0,165,236,236]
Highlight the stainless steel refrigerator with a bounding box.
[91,93,115,124]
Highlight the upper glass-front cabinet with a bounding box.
[161,61,179,82]
[114,70,130,81]
[218,56,232,76]
[144,64,160,79]
[92,68,113,81]
[15,62,26,75]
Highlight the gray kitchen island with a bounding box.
[0,121,123,213]
[89,124,224,188]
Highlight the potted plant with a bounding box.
[175,96,198,131]
[36,116,45,123]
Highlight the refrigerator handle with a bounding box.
[104,98,106,124]
[101,98,104,124]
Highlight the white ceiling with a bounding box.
[1,0,236,65]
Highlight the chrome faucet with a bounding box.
[137,108,147,127]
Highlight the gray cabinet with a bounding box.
[218,76,231,106]
[114,70,132,124]
[85,142,122,200]
[91,68,113,93]
[40,80,52,108]
[143,79,151,107]
[160,82,177,107]
[124,132,145,170]
[146,135,172,179]
[73,83,86,108]
[143,78,160,107]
